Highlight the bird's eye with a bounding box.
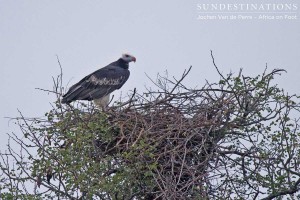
[125,55,129,57]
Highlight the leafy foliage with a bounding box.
[1,53,300,199]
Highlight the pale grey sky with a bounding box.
[1,0,299,149]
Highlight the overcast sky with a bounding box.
[1,0,299,149]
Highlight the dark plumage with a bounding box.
[61,53,136,107]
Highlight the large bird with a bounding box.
[61,53,136,108]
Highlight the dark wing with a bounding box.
[62,65,130,104]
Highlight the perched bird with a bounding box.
[61,53,136,108]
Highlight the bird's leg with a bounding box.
[93,94,110,111]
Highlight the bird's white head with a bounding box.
[121,53,136,63]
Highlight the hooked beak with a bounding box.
[132,57,136,63]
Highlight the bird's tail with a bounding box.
[61,87,89,104]
[61,96,70,104]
